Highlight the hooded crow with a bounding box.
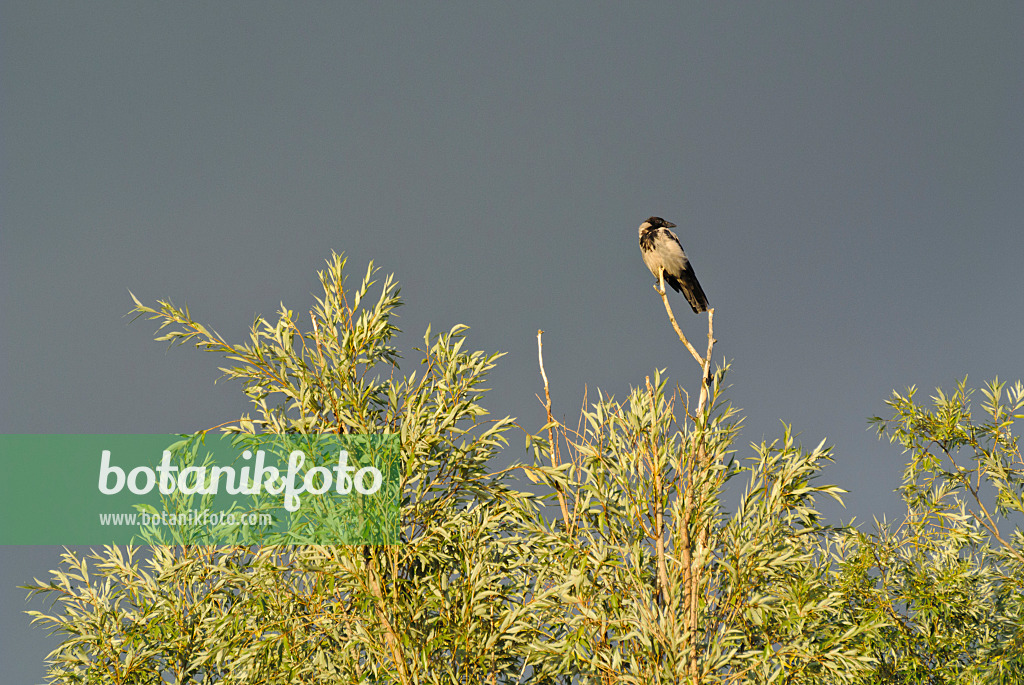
[638,216,709,313]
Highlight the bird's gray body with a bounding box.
[638,216,709,313]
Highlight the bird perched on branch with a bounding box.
[638,216,709,313]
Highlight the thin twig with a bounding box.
[538,330,571,529]
[647,376,672,609]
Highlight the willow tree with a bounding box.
[26,254,541,684]
[23,254,1024,683]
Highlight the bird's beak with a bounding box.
[665,221,676,228]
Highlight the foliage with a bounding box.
[26,255,536,683]
[855,380,1024,683]
[22,254,1024,683]
[521,378,879,684]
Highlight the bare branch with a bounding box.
[654,269,705,367]
[696,308,716,429]
[650,266,718,683]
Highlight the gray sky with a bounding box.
[3,3,1023,681]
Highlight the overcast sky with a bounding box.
[3,3,1023,681]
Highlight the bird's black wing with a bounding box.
[661,230,709,313]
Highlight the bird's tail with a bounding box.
[686,281,710,314]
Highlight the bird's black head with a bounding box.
[645,216,676,228]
